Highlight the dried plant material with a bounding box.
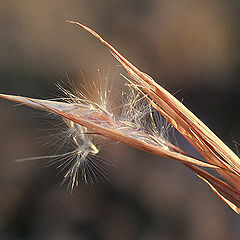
[0,93,221,170]
[1,21,240,213]
[64,21,240,213]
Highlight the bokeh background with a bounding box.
[1,0,240,239]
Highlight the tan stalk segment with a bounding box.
[1,93,240,212]
[29,98,227,169]
[0,93,224,170]
[187,164,240,207]
[196,173,240,214]
[1,21,240,213]
[67,21,240,190]
[28,96,240,212]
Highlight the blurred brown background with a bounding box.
[1,0,240,239]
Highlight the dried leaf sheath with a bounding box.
[65,21,240,213]
[1,92,240,212]
[1,21,240,213]
[0,94,221,169]
[66,21,240,175]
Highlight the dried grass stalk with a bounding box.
[1,21,240,214]
[66,21,240,213]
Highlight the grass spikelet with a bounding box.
[1,21,240,213]
[64,20,240,213]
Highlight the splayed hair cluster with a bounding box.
[55,71,173,188]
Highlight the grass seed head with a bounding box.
[49,72,174,189]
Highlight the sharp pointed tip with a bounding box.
[0,93,17,101]
[65,20,87,30]
[65,20,81,26]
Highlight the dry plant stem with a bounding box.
[1,21,240,213]
[66,21,240,175]
[0,94,222,169]
[187,164,240,206]
[2,94,240,213]
[66,20,240,213]
[128,80,240,211]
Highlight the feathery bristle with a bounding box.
[47,73,174,188]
